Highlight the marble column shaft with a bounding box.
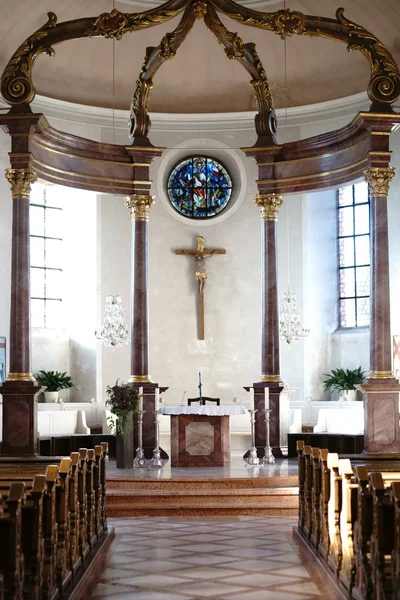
[6,168,36,377]
[364,167,395,377]
[125,194,154,382]
[255,193,283,382]
[2,167,41,455]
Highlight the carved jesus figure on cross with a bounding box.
[175,236,226,340]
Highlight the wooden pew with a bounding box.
[0,442,109,600]
[0,482,25,600]
[391,481,400,600]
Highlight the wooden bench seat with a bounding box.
[0,442,110,600]
[296,441,400,600]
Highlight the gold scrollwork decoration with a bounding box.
[125,194,155,221]
[0,0,189,106]
[193,1,208,20]
[363,167,395,197]
[92,9,129,39]
[5,168,37,199]
[336,8,400,106]
[1,12,57,105]
[204,5,276,141]
[271,9,306,39]
[254,193,283,221]
[129,4,197,141]
[210,0,400,108]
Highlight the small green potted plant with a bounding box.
[323,367,366,401]
[34,370,74,403]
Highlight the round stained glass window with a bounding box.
[167,156,233,219]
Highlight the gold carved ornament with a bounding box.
[204,5,277,142]
[125,194,155,221]
[363,167,395,197]
[129,3,197,141]
[254,193,283,221]
[210,1,400,108]
[5,168,37,199]
[0,1,188,106]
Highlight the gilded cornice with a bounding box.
[363,166,395,197]
[5,168,37,199]
[125,194,155,220]
[254,193,283,221]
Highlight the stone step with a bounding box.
[107,475,298,490]
[107,487,298,504]
[106,474,298,517]
[107,501,298,517]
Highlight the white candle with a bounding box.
[139,386,143,412]
[265,387,269,410]
[250,388,255,410]
[155,388,159,412]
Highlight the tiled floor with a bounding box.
[89,516,339,599]
[106,457,299,480]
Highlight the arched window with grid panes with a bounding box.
[338,181,370,328]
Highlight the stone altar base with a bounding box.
[171,414,230,467]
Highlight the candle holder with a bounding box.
[246,408,260,466]
[150,409,163,468]
[263,408,275,464]
[134,410,146,467]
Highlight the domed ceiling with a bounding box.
[0,0,399,113]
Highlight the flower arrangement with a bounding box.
[105,380,139,436]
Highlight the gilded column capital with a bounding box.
[254,193,283,221]
[363,167,395,197]
[5,168,37,199]
[125,194,155,221]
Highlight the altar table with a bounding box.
[160,405,247,467]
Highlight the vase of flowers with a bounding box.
[106,381,139,468]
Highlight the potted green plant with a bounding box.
[106,381,139,469]
[34,370,74,403]
[323,367,366,401]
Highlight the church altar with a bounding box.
[160,405,247,467]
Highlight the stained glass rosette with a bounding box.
[167,156,232,218]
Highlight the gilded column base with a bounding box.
[128,374,153,383]
[6,372,35,382]
[368,370,394,380]
[259,374,282,383]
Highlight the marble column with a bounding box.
[125,193,154,384]
[125,195,168,458]
[361,167,400,453]
[252,194,284,457]
[1,168,42,455]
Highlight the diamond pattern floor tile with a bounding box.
[88,516,335,599]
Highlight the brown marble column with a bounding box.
[250,194,284,457]
[125,195,168,458]
[125,194,154,384]
[361,166,400,453]
[1,168,42,455]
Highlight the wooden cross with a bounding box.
[175,236,226,340]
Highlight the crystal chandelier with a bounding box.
[279,287,310,345]
[97,295,129,348]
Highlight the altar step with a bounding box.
[106,476,299,517]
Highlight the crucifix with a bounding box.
[175,236,226,340]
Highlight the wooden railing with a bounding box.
[0,442,109,600]
[296,441,400,600]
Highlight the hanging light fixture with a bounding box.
[97,295,129,348]
[278,18,309,345]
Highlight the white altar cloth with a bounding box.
[160,405,247,416]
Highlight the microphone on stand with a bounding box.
[181,390,187,406]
